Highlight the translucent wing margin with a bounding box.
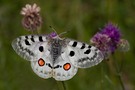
[12,35,49,61]
[65,39,104,68]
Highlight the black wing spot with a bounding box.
[24,48,34,56]
[81,43,85,49]
[72,41,77,47]
[54,65,62,69]
[25,36,28,39]
[39,36,43,42]
[84,49,91,54]
[69,51,75,57]
[39,46,44,52]
[47,63,53,69]
[78,57,89,62]
[25,39,31,45]
[31,36,35,42]
[88,45,91,48]
[18,40,34,56]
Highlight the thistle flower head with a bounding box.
[101,22,121,44]
[90,33,111,59]
[101,22,121,53]
[90,22,122,59]
[91,33,110,51]
[21,3,42,31]
[21,3,40,16]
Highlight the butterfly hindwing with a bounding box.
[12,35,48,61]
[52,48,78,81]
[31,51,53,79]
[65,39,104,68]
[31,46,78,81]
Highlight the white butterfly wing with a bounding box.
[30,51,53,79]
[30,41,54,79]
[12,35,78,81]
[65,39,104,68]
[12,35,48,61]
[52,49,78,81]
[12,35,54,78]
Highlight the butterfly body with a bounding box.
[50,38,63,62]
[12,33,104,81]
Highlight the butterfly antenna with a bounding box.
[59,30,70,37]
[49,26,58,34]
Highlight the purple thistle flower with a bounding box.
[101,22,121,52]
[90,22,122,59]
[90,33,111,59]
[90,33,110,51]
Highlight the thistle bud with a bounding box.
[118,39,130,52]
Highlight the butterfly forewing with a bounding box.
[12,35,48,61]
[65,39,104,68]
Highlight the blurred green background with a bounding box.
[0,0,134,90]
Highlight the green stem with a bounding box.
[57,81,67,90]
[62,81,66,90]
[100,63,104,90]
[113,55,125,90]
[118,74,125,90]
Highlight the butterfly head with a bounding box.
[49,32,65,40]
[49,32,58,39]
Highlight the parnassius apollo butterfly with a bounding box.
[12,32,104,81]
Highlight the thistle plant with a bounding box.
[90,22,129,59]
[90,22,130,90]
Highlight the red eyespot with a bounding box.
[63,63,71,71]
[38,58,45,66]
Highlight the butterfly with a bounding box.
[12,32,104,81]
